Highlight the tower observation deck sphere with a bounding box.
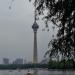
[32,21,39,32]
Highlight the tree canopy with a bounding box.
[35,0,75,60]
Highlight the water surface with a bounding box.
[0,69,75,75]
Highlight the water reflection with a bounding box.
[33,70,38,75]
[48,70,75,75]
[62,71,66,75]
[50,70,66,75]
[0,69,75,75]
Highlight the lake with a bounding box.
[0,69,75,75]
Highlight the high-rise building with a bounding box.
[3,58,9,64]
[13,58,23,64]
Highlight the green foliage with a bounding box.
[48,59,75,69]
[48,60,59,69]
[0,64,48,70]
[0,61,75,70]
[36,0,75,60]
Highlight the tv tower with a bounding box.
[32,0,39,63]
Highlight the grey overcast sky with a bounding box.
[0,0,57,63]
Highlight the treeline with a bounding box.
[0,64,48,70]
[0,60,75,70]
[48,59,75,69]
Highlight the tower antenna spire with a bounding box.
[34,0,37,22]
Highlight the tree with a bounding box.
[35,0,75,60]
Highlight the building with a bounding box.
[3,58,9,64]
[13,58,23,64]
[40,58,49,64]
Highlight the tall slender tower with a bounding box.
[32,0,39,63]
[32,21,39,63]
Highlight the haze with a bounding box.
[0,0,57,63]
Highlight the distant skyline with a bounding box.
[0,0,58,64]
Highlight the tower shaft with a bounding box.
[33,31,38,63]
[32,21,39,64]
